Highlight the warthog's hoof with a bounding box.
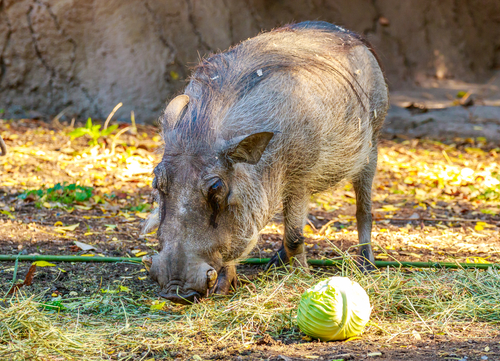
[265,246,309,273]
[356,256,376,273]
[265,246,289,271]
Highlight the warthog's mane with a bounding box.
[164,22,378,152]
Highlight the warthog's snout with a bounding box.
[159,290,202,304]
[142,254,219,304]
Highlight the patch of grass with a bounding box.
[69,117,118,146]
[18,183,93,208]
[2,253,500,360]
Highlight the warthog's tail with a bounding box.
[0,137,6,156]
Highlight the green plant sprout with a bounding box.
[19,183,94,208]
[69,118,118,146]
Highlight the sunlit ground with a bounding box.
[0,118,499,262]
[0,118,499,360]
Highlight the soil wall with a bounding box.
[1,0,499,121]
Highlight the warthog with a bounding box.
[142,21,388,304]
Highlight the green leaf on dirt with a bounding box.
[150,300,166,311]
[105,224,117,231]
[119,285,131,293]
[0,210,15,219]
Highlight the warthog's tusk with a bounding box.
[142,255,153,272]
[207,269,218,289]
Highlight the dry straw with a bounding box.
[1,251,500,360]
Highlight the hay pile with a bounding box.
[1,259,500,360]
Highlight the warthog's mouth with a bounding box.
[159,290,203,305]
[143,255,219,305]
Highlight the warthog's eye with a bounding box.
[206,178,227,228]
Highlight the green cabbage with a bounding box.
[297,277,371,341]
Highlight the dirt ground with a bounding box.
[1,118,500,360]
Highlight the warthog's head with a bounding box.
[142,95,273,304]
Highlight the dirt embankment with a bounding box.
[1,0,500,121]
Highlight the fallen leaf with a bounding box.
[32,261,56,267]
[74,240,96,251]
[119,285,131,293]
[74,205,92,210]
[466,257,490,264]
[101,289,119,294]
[150,300,166,311]
[56,223,80,231]
[382,204,398,212]
[136,212,149,219]
[135,251,147,257]
[105,224,117,231]
[0,210,15,219]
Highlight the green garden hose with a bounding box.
[0,254,498,270]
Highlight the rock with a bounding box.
[383,105,500,141]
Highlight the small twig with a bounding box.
[318,219,336,235]
[103,102,123,130]
[130,111,137,135]
[119,298,130,329]
[405,295,433,334]
[52,106,71,129]
[442,149,452,165]
[306,218,317,232]
[3,253,20,299]
[74,307,80,334]
[111,126,131,153]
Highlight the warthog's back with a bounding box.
[174,21,388,194]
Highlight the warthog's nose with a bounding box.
[159,290,202,305]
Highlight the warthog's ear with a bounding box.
[162,94,189,126]
[220,132,274,165]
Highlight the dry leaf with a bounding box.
[32,261,55,267]
[74,240,96,251]
[56,223,80,231]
